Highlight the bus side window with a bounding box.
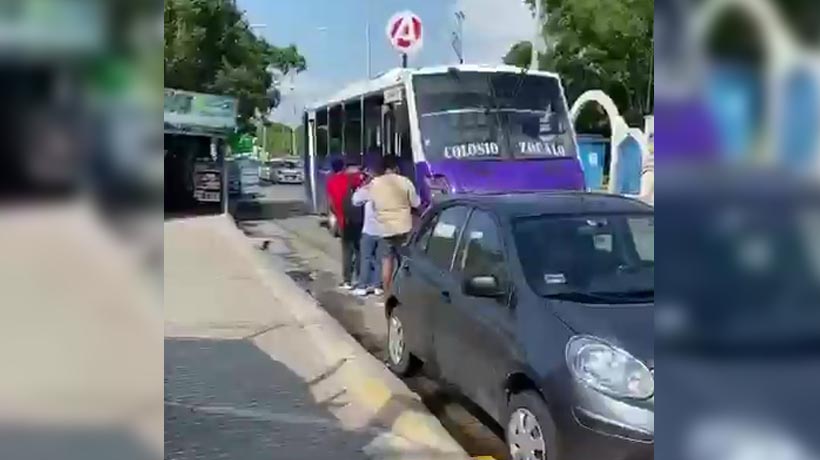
[363,95,383,162]
[316,113,329,165]
[343,100,362,162]
[381,105,394,157]
[328,105,343,157]
[394,102,411,162]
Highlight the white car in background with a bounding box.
[270,158,303,184]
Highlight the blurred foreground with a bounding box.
[659,0,820,459]
[0,1,163,459]
[0,0,818,459]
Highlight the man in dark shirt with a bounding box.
[326,157,364,289]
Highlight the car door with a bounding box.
[394,205,470,365]
[435,209,516,418]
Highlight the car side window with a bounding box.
[415,214,439,252]
[457,210,507,282]
[426,206,470,270]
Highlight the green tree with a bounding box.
[257,122,297,158]
[505,0,653,131]
[164,0,306,132]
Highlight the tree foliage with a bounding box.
[164,0,306,132]
[257,122,297,158]
[505,0,653,131]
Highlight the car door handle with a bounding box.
[440,290,451,303]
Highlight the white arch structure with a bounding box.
[570,90,648,193]
[691,0,820,169]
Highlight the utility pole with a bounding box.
[291,105,298,156]
[262,118,267,159]
[646,39,654,114]
[531,0,544,70]
[365,0,372,78]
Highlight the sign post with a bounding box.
[452,11,465,64]
[386,11,423,67]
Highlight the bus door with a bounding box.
[306,111,318,212]
[381,87,414,179]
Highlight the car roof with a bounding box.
[436,191,653,219]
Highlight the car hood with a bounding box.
[550,300,654,365]
[428,158,585,193]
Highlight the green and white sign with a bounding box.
[164,89,238,137]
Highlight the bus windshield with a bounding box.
[413,71,576,162]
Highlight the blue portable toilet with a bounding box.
[705,64,760,161]
[779,68,819,171]
[615,135,643,195]
[577,134,607,191]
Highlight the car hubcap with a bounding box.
[388,315,404,365]
[508,408,547,460]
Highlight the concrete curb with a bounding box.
[219,214,471,459]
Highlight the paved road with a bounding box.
[232,183,509,460]
[164,215,469,460]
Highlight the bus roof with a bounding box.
[306,64,561,112]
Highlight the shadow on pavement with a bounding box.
[164,202,223,222]
[165,337,373,460]
[165,337,466,460]
[0,425,156,460]
[230,199,310,222]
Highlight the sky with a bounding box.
[237,0,536,126]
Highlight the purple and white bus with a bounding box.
[303,64,585,221]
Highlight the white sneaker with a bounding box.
[339,282,353,290]
[351,288,370,297]
[373,288,384,296]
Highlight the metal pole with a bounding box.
[365,1,372,79]
[456,11,465,64]
[531,0,542,70]
[459,16,464,64]
[402,54,408,68]
[360,96,365,157]
[262,121,267,158]
[646,42,654,114]
[217,138,228,214]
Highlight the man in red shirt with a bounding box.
[326,157,364,288]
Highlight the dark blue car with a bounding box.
[385,191,654,460]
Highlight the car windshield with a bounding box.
[514,214,654,301]
[413,71,576,162]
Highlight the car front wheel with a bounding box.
[506,391,558,460]
[386,308,418,376]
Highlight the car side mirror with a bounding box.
[463,275,505,298]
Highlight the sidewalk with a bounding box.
[164,215,469,460]
[0,203,162,460]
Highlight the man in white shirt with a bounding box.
[351,168,385,297]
